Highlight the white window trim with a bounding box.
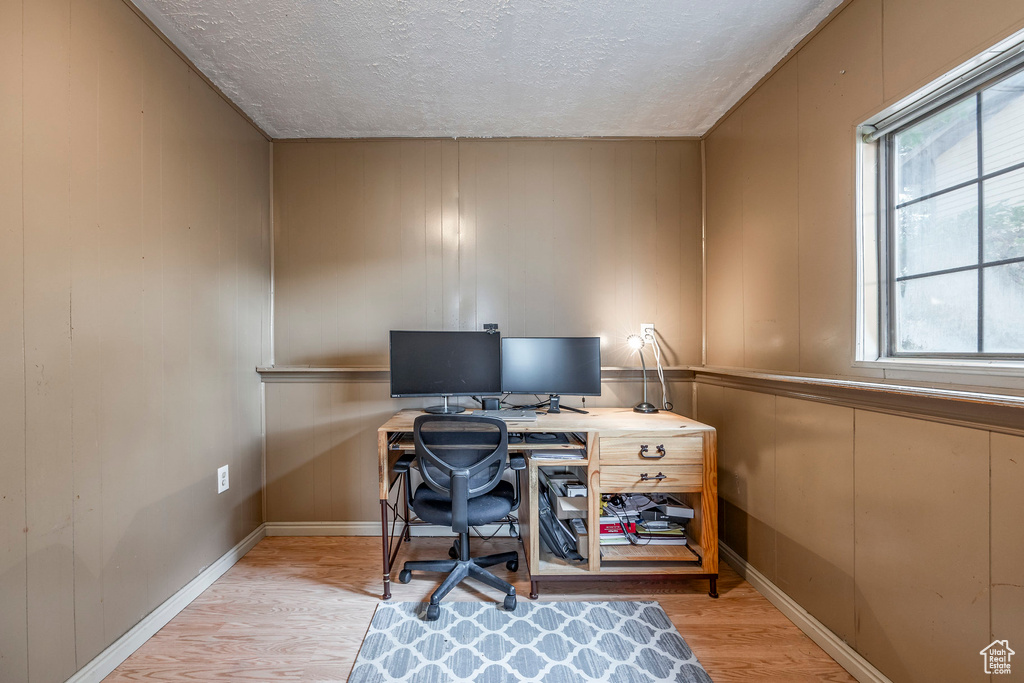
[855,27,1024,380]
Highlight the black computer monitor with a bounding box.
[501,337,601,413]
[389,330,501,414]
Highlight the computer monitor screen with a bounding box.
[389,330,501,398]
[501,337,602,396]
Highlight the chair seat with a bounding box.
[412,480,515,527]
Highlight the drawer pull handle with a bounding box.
[656,444,666,457]
[639,444,665,460]
[640,472,667,482]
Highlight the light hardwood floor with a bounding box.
[105,536,855,681]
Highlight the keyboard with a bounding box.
[470,409,539,422]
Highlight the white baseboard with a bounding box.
[264,520,516,538]
[67,524,267,683]
[264,521,381,536]
[719,542,892,683]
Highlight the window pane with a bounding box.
[982,69,1024,174]
[894,97,977,204]
[894,270,978,353]
[983,167,1024,261]
[983,263,1024,352]
[895,185,978,277]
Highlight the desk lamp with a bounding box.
[627,334,658,413]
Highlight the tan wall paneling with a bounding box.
[693,383,730,553]
[271,139,703,368]
[882,0,1024,102]
[461,140,511,334]
[718,388,777,581]
[704,113,745,368]
[0,0,28,679]
[661,142,704,369]
[273,141,459,365]
[0,0,272,678]
[709,383,1017,682]
[266,138,703,524]
[740,60,800,372]
[69,0,106,665]
[264,379,693,524]
[774,397,855,644]
[796,0,883,376]
[991,433,1024,647]
[854,411,989,683]
[97,0,149,647]
[704,0,1024,378]
[23,0,76,679]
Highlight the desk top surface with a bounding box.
[378,407,714,435]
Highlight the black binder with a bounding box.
[537,482,584,562]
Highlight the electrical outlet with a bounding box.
[217,465,229,494]
[640,323,655,342]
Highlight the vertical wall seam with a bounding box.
[456,140,462,331]
[988,429,992,643]
[21,0,30,677]
[773,394,778,582]
[423,142,428,327]
[740,112,747,367]
[67,0,76,666]
[880,0,886,100]
[851,408,858,649]
[795,57,802,374]
[506,140,511,331]
[654,141,659,331]
[700,138,707,367]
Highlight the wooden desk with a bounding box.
[377,408,718,600]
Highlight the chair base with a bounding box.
[399,544,519,621]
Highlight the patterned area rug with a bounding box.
[349,601,713,682]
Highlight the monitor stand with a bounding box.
[424,396,465,414]
[545,395,588,414]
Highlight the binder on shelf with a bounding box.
[537,481,584,562]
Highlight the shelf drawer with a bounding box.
[599,435,703,465]
[600,464,702,492]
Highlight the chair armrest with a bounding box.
[509,454,526,471]
[392,452,416,474]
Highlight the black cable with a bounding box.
[470,516,519,541]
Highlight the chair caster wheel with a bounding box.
[398,570,412,584]
[503,594,516,611]
[448,545,458,560]
[425,603,440,621]
[506,560,518,572]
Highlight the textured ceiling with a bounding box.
[131,0,842,139]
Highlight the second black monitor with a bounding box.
[501,336,602,396]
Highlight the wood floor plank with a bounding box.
[105,536,854,682]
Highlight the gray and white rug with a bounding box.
[349,601,713,682]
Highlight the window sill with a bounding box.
[853,357,1024,391]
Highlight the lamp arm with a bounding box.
[639,345,649,405]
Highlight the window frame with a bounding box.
[857,32,1024,372]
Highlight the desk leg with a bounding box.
[403,480,411,541]
[380,499,392,600]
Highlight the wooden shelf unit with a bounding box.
[376,408,717,600]
[517,410,718,598]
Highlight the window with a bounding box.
[859,42,1024,365]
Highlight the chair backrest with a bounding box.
[413,415,509,531]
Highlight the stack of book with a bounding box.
[598,515,638,546]
[599,493,692,546]
[635,521,687,545]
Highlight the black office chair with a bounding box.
[395,414,524,621]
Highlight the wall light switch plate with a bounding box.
[217,465,229,494]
